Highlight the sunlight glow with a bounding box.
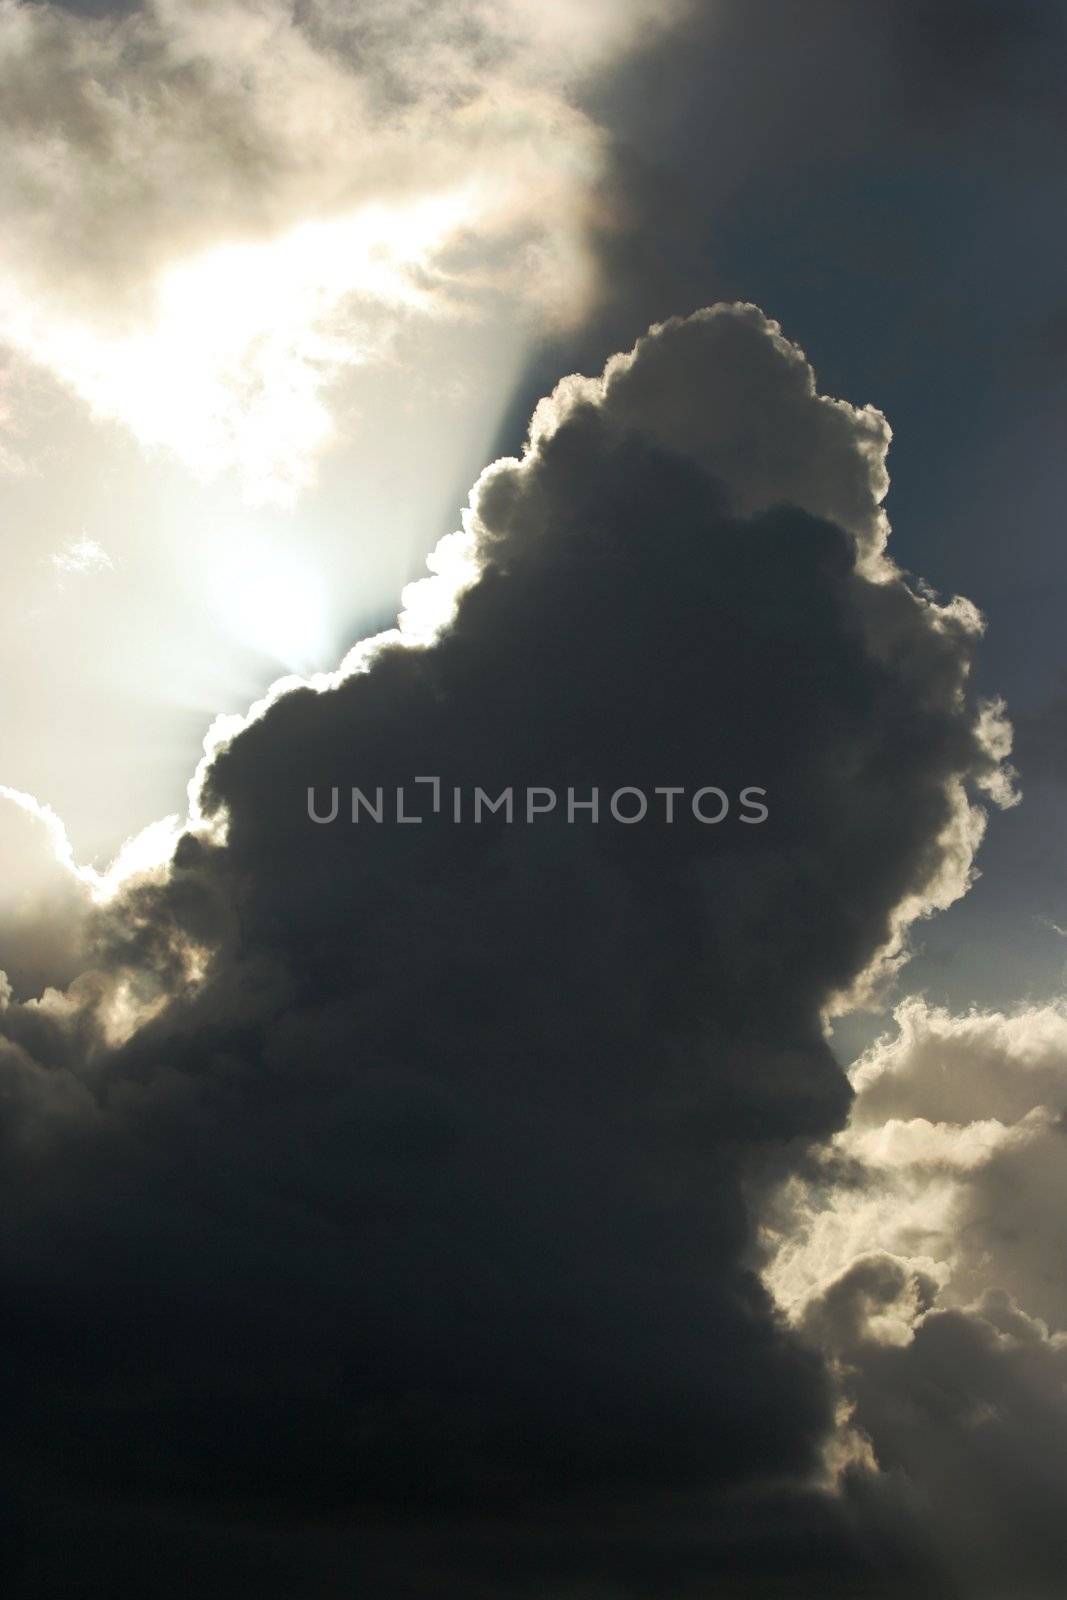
[0,192,472,506]
[210,535,332,673]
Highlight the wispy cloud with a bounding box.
[50,536,114,577]
[0,0,681,504]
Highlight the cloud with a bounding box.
[768,994,1067,1596]
[0,782,185,1000]
[797,1259,1067,1600]
[0,0,680,502]
[524,303,895,567]
[50,535,114,576]
[0,785,93,996]
[770,998,1067,1328]
[0,305,1014,1594]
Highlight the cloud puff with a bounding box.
[525,303,894,566]
[0,305,1013,1594]
[0,0,679,502]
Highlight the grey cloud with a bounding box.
[775,995,1067,1594]
[811,1269,1067,1600]
[522,304,893,565]
[0,305,1013,1594]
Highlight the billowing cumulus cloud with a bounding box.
[770,998,1067,1328]
[0,0,678,501]
[0,306,1015,1595]
[769,995,1067,1596]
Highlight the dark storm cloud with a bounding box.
[0,307,1010,1594]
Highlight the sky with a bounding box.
[1,3,1067,1596]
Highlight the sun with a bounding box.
[210,535,332,673]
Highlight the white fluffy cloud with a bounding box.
[769,997,1067,1328]
[0,0,679,502]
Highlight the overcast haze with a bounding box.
[2,4,1067,1597]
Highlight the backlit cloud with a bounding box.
[50,535,114,576]
[0,0,680,502]
[766,995,1067,1595]
[0,306,1016,1594]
